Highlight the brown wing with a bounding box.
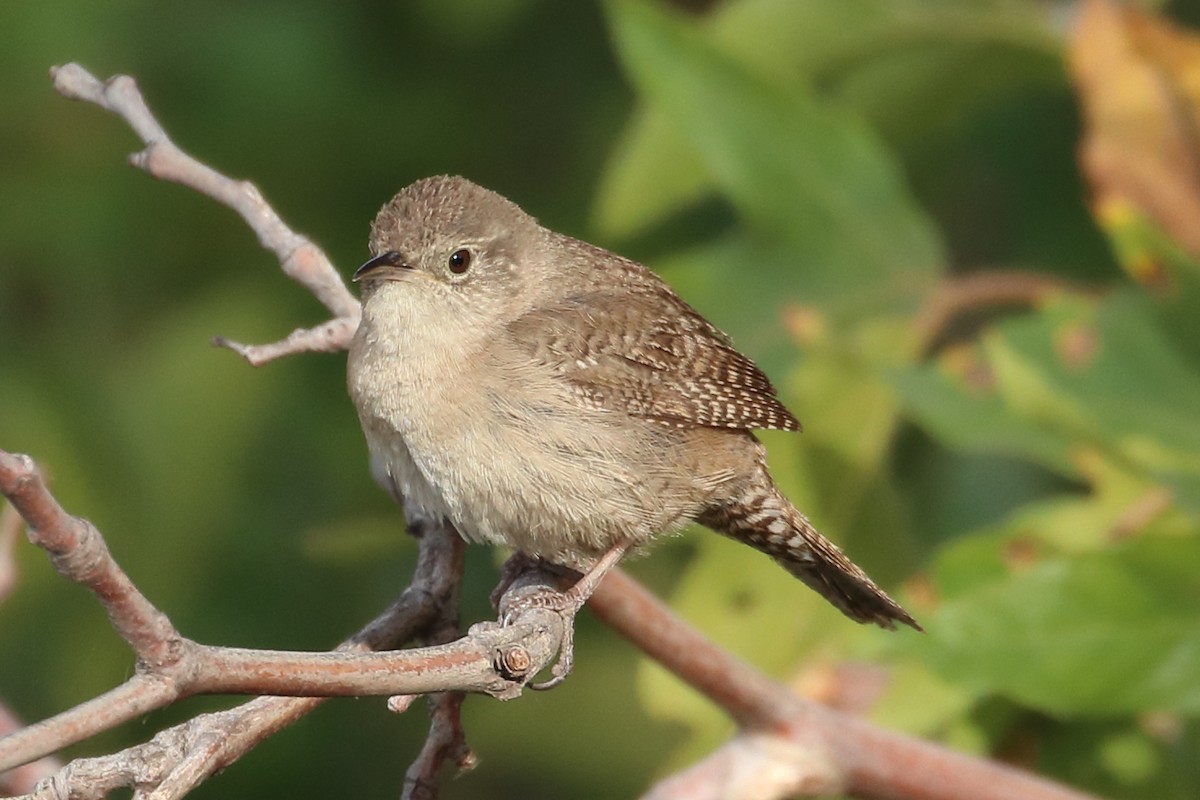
[506,286,800,432]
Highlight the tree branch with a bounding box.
[0,503,21,607]
[0,450,564,787]
[0,62,1108,800]
[400,530,477,800]
[642,731,842,800]
[912,269,1099,356]
[49,62,360,364]
[0,703,60,797]
[588,569,1103,800]
[0,450,180,667]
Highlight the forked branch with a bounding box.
[0,450,567,794]
[0,63,1107,800]
[49,63,360,364]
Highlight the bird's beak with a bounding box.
[353,251,411,282]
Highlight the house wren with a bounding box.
[348,175,918,638]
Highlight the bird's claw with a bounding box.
[492,539,632,690]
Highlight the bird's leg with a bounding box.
[496,538,632,690]
[490,550,541,612]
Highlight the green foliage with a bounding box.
[3,1,1199,799]
[925,533,1200,715]
[606,0,944,317]
[600,2,1200,798]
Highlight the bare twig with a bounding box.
[0,450,180,667]
[113,522,466,800]
[403,693,476,800]
[913,269,1099,356]
[49,62,360,365]
[42,525,458,800]
[0,513,556,800]
[643,731,841,800]
[0,502,21,605]
[2,61,1108,800]
[0,449,566,779]
[210,315,359,366]
[0,702,60,797]
[589,569,1103,800]
[401,529,476,800]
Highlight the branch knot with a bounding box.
[492,644,532,681]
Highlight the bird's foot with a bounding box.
[490,551,544,612]
[494,539,631,690]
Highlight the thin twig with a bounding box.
[403,693,476,800]
[589,569,1104,800]
[642,731,842,800]
[0,702,61,796]
[49,62,360,365]
[0,450,181,667]
[210,315,359,367]
[7,523,506,800]
[913,269,1098,356]
[0,502,21,605]
[0,450,565,776]
[2,61,1110,800]
[401,529,476,800]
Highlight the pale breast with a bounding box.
[349,314,739,565]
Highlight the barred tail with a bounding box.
[700,487,921,631]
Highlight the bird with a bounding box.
[347,176,919,683]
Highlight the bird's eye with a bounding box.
[448,248,472,274]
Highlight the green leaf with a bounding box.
[605,0,944,316]
[1148,255,1200,371]
[996,292,1200,510]
[920,533,1200,715]
[869,657,980,743]
[929,455,1192,599]
[590,106,709,241]
[710,0,1056,85]
[1002,294,1200,456]
[596,0,1056,242]
[636,530,835,767]
[892,346,1078,476]
[897,288,1200,510]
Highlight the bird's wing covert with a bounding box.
[506,287,801,431]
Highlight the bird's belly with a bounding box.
[350,332,719,566]
[369,389,695,567]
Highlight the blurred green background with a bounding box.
[3,1,1200,798]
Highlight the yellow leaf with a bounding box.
[1069,0,1200,262]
